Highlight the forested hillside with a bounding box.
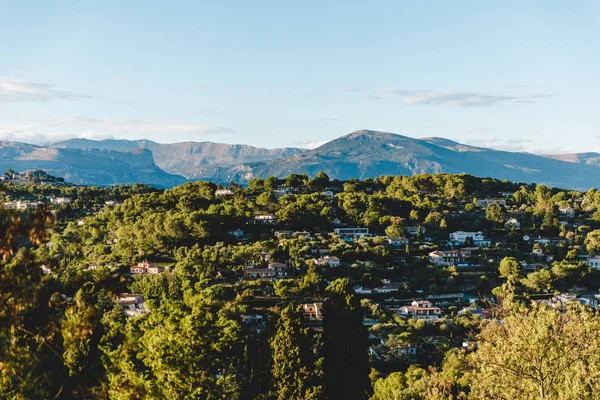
[3,172,600,399]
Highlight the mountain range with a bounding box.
[1,130,599,189]
[50,139,303,179]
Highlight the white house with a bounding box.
[334,227,371,242]
[4,201,44,210]
[302,302,323,320]
[312,255,340,267]
[215,189,234,196]
[243,266,275,279]
[243,262,287,279]
[86,263,99,271]
[268,262,287,277]
[116,294,149,317]
[429,250,464,267]
[448,231,490,246]
[395,300,442,321]
[130,261,165,275]
[254,214,276,224]
[373,281,400,293]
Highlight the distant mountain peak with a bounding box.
[203,130,600,189]
[344,130,408,139]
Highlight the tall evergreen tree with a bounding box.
[322,278,371,400]
[270,303,322,400]
[62,282,106,397]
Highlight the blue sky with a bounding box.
[0,1,599,153]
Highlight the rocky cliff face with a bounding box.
[0,142,187,187]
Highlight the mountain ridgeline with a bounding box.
[50,138,304,180]
[1,130,599,188]
[207,131,600,189]
[0,141,187,187]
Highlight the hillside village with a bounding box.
[3,170,600,398]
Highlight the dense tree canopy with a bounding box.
[470,304,600,399]
[2,171,600,399]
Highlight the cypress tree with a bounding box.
[322,278,371,400]
[270,303,321,400]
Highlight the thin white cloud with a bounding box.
[348,88,555,107]
[458,136,568,154]
[46,116,235,135]
[79,131,117,140]
[0,77,89,102]
[390,90,554,107]
[460,136,533,152]
[294,140,326,150]
[0,128,113,144]
[464,138,571,155]
[0,116,236,144]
